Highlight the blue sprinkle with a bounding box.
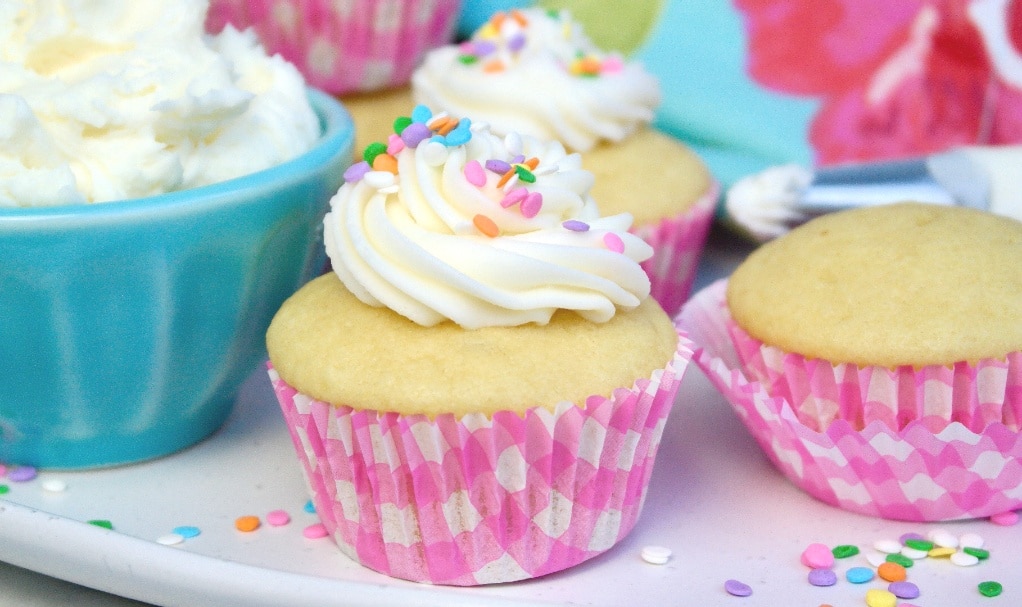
[304,499,316,514]
[411,105,432,123]
[846,566,875,584]
[172,525,201,539]
[444,119,472,146]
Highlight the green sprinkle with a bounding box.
[832,544,860,559]
[363,142,388,164]
[904,538,934,551]
[978,581,1003,597]
[885,553,913,568]
[457,54,478,65]
[88,519,113,530]
[965,547,991,560]
[393,116,413,135]
[514,164,536,183]
[0,485,9,495]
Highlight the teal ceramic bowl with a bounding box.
[0,89,353,469]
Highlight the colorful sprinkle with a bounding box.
[0,485,8,495]
[486,159,512,174]
[88,520,113,530]
[499,187,528,208]
[951,551,981,567]
[343,161,371,183]
[640,545,672,565]
[888,581,920,600]
[513,164,536,183]
[927,528,959,548]
[885,553,913,568]
[400,121,432,148]
[8,466,36,482]
[960,533,985,549]
[385,134,405,156]
[363,141,387,165]
[266,510,291,527]
[899,532,925,544]
[393,115,413,134]
[520,192,543,218]
[865,588,897,607]
[724,579,752,597]
[473,214,500,237]
[371,153,398,174]
[464,159,486,187]
[807,568,837,587]
[964,546,990,560]
[846,566,875,584]
[562,219,590,232]
[978,581,1003,597]
[603,232,625,253]
[40,478,67,492]
[303,523,329,539]
[990,510,1019,526]
[172,526,201,539]
[800,543,834,569]
[234,515,261,532]
[903,538,934,551]
[928,547,956,558]
[156,533,184,546]
[832,544,859,559]
[304,499,316,514]
[877,561,907,582]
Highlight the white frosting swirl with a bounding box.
[412,9,661,153]
[324,109,653,329]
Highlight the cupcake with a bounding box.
[681,202,1022,521]
[204,0,461,95]
[411,8,718,315]
[265,106,694,585]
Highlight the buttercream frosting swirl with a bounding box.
[323,106,654,329]
[411,9,661,153]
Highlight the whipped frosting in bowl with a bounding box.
[1,0,318,207]
[412,8,661,153]
[324,105,655,329]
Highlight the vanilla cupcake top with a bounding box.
[411,9,661,153]
[726,202,1022,367]
[324,105,654,330]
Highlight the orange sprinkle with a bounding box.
[490,12,506,29]
[437,118,460,136]
[372,153,398,174]
[510,9,528,26]
[235,515,261,532]
[523,157,539,170]
[876,561,906,582]
[428,115,450,131]
[496,168,515,188]
[574,57,601,74]
[483,59,505,73]
[473,214,500,237]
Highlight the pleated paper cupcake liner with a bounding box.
[680,280,1022,522]
[267,326,694,585]
[207,0,461,94]
[635,180,718,318]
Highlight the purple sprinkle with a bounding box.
[507,33,526,52]
[889,581,921,600]
[485,159,512,174]
[511,154,526,165]
[472,40,496,57]
[807,568,837,587]
[343,161,371,183]
[400,122,432,148]
[8,466,37,482]
[899,532,925,544]
[562,219,590,232]
[724,579,752,597]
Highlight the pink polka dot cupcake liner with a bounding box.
[635,181,718,318]
[206,0,461,95]
[680,280,1022,522]
[267,327,694,585]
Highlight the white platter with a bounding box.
[1,230,1019,606]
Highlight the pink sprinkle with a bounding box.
[464,159,486,187]
[499,187,528,208]
[0,464,7,477]
[265,509,290,526]
[603,232,625,253]
[800,543,834,569]
[520,192,543,218]
[303,523,329,539]
[386,134,405,156]
[602,56,624,73]
[990,510,1020,526]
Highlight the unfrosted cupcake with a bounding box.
[205,0,461,95]
[412,8,717,315]
[682,202,1022,521]
[265,106,694,585]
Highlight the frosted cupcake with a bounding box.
[205,0,461,95]
[682,202,1022,521]
[266,106,694,585]
[412,8,718,315]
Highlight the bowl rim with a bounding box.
[0,88,353,223]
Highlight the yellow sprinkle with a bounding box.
[473,214,500,238]
[865,589,897,607]
[235,515,261,532]
[928,546,956,558]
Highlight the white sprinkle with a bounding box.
[377,185,400,195]
[865,551,888,567]
[40,478,67,492]
[927,528,959,549]
[959,532,984,550]
[363,170,396,189]
[640,545,672,565]
[156,533,185,546]
[532,163,559,176]
[873,539,902,554]
[950,551,980,567]
[900,546,929,560]
[501,173,520,192]
[504,132,523,156]
[420,140,449,166]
